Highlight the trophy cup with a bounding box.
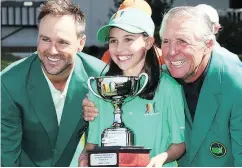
[86,73,151,167]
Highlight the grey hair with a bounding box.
[195,4,221,35]
[159,6,216,43]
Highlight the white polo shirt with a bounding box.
[42,67,83,167]
[42,67,74,125]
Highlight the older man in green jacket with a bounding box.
[160,6,242,167]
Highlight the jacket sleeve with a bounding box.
[230,91,242,166]
[1,83,22,166]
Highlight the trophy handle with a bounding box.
[87,77,102,99]
[133,72,148,97]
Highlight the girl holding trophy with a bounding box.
[79,7,185,167]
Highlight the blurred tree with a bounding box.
[147,0,174,46]
[109,0,123,18]
[217,16,242,55]
[147,0,174,26]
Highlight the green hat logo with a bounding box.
[210,142,226,157]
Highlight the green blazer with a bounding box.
[1,52,106,166]
[178,48,242,166]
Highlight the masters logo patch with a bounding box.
[210,142,226,157]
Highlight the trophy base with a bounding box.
[101,127,134,146]
[87,146,150,167]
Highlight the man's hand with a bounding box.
[82,97,98,121]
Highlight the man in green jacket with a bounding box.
[158,7,242,166]
[1,0,105,166]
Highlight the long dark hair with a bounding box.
[101,34,161,100]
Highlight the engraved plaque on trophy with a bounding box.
[85,73,151,167]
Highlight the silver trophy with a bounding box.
[87,73,148,147]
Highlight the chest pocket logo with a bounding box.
[210,142,227,157]
[145,102,159,116]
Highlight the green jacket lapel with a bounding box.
[27,57,58,149]
[188,52,222,165]
[51,56,89,165]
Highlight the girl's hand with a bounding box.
[78,153,88,167]
[146,152,168,167]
